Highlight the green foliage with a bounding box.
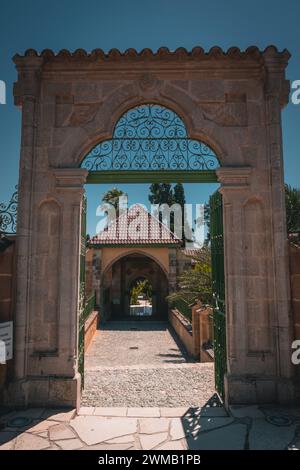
[204,203,210,245]
[149,183,174,205]
[130,278,153,305]
[148,182,191,242]
[285,184,300,233]
[102,187,126,211]
[173,183,186,206]
[167,246,213,309]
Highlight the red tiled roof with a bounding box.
[89,204,182,246]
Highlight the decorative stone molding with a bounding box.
[139,73,158,91]
[202,96,248,127]
[13,45,290,61]
[13,46,290,90]
[69,104,100,126]
[52,168,88,191]
[217,166,252,190]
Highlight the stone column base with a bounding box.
[225,373,296,406]
[3,373,81,409]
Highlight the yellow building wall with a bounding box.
[100,246,170,275]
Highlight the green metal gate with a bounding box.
[78,194,87,389]
[210,190,227,401]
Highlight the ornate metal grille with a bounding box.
[0,185,18,235]
[81,104,219,172]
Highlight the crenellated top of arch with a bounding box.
[13,45,290,61]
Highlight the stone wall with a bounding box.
[168,309,195,358]
[169,303,213,362]
[0,237,16,394]
[84,311,98,352]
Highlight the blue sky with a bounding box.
[0,0,299,235]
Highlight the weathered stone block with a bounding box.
[191,80,224,102]
[291,275,300,300]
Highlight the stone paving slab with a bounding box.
[127,407,160,417]
[14,433,50,450]
[140,432,169,450]
[1,405,300,450]
[229,405,265,419]
[55,438,84,450]
[187,423,247,450]
[139,417,169,434]
[49,423,77,441]
[94,407,127,417]
[249,418,298,450]
[70,416,138,446]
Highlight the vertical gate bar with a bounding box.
[210,190,227,401]
[78,193,87,389]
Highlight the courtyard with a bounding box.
[81,321,215,407]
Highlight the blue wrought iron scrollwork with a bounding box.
[81,104,220,172]
[0,185,18,235]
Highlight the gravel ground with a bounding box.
[81,364,215,407]
[81,321,215,407]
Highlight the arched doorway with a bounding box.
[101,252,169,320]
[10,47,294,408]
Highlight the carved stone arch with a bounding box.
[100,249,169,319]
[71,96,227,167]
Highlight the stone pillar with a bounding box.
[7,167,87,408]
[218,166,294,404]
[264,50,295,401]
[12,56,43,385]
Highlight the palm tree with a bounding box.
[285,184,300,233]
[167,246,213,307]
[102,188,126,213]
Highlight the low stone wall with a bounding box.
[84,310,98,351]
[168,308,195,357]
[0,237,16,394]
[290,242,300,379]
[169,304,214,362]
[199,306,214,363]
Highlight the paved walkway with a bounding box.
[1,404,300,450]
[81,321,215,407]
[2,322,299,450]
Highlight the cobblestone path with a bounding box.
[81,321,215,407]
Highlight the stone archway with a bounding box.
[8,45,295,407]
[101,252,169,320]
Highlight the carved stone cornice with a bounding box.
[12,45,290,92]
[52,168,88,191]
[13,45,290,62]
[217,166,252,191]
